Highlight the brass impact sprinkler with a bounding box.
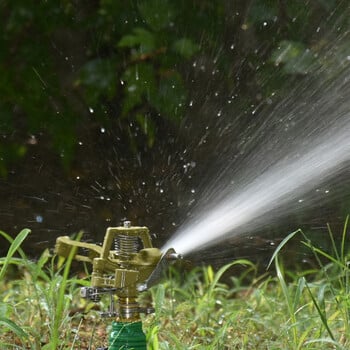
[55,221,181,350]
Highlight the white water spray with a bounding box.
[163,45,350,256]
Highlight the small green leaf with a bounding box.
[118,28,155,54]
[138,0,176,31]
[149,71,186,122]
[135,114,156,147]
[76,59,116,104]
[271,40,316,75]
[121,63,156,116]
[271,41,305,64]
[248,2,278,23]
[172,38,199,59]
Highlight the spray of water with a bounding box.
[163,41,350,256]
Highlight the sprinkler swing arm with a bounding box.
[55,221,181,349]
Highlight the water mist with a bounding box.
[163,40,350,256]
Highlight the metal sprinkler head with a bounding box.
[54,221,181,349]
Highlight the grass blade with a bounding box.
[340,215,349,262]
[267,229,301,269]
[301,242,346,269]
[207,259,254,298]
[0,229,30,281]
[50,231,83,349]
[274,256,297,345]
[305,281,335,341]
[0,316,29,340]
[327,223,340,262]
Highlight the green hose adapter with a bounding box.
[109,321,146,350]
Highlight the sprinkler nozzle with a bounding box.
[167,252,183,260]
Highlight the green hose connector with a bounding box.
[109,321,147,350]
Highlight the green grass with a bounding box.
[0,217,350,349]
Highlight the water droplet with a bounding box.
[35,215,43,223]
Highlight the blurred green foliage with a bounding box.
[0,0,348,175]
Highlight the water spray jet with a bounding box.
[55,221,181,349]
[163,79,350,257]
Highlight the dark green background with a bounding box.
[0,0,349,264]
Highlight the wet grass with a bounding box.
[0,217,349,349]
